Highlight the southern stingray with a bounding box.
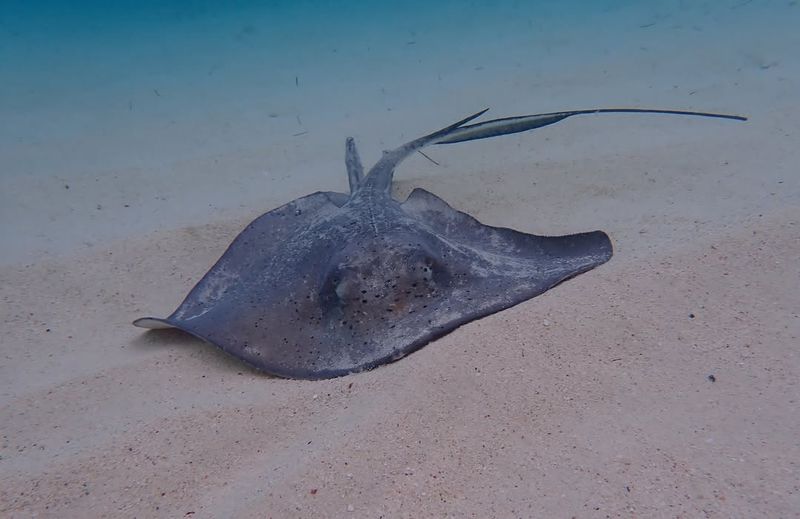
[134,108,745,379]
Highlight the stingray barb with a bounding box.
[135,106,745,379]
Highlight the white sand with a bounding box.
[1,2,799,517]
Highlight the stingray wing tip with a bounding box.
[133,317,174,329]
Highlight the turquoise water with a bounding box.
[1,1,797,262]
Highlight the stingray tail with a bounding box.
[432,108,747,145]
[362,107,746,193]
[361,109,489,192]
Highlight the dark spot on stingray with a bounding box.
[134,107,745,379]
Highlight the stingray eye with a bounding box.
[420,260,434,281]
[412,254,443,283]
[321,267,344,299]
[323,266,360,304]
[334,279,349,300]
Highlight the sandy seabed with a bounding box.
[1,2,798,517]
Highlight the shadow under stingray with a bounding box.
[131,328,270,377]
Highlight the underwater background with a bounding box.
[2,0,796,263]
[2,2,800,517]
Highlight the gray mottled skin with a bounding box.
[134,108,745,379]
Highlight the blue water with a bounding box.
[1,1,797,263]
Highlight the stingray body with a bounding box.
[135,108,745,379]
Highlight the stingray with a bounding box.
[134,107,745,379]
